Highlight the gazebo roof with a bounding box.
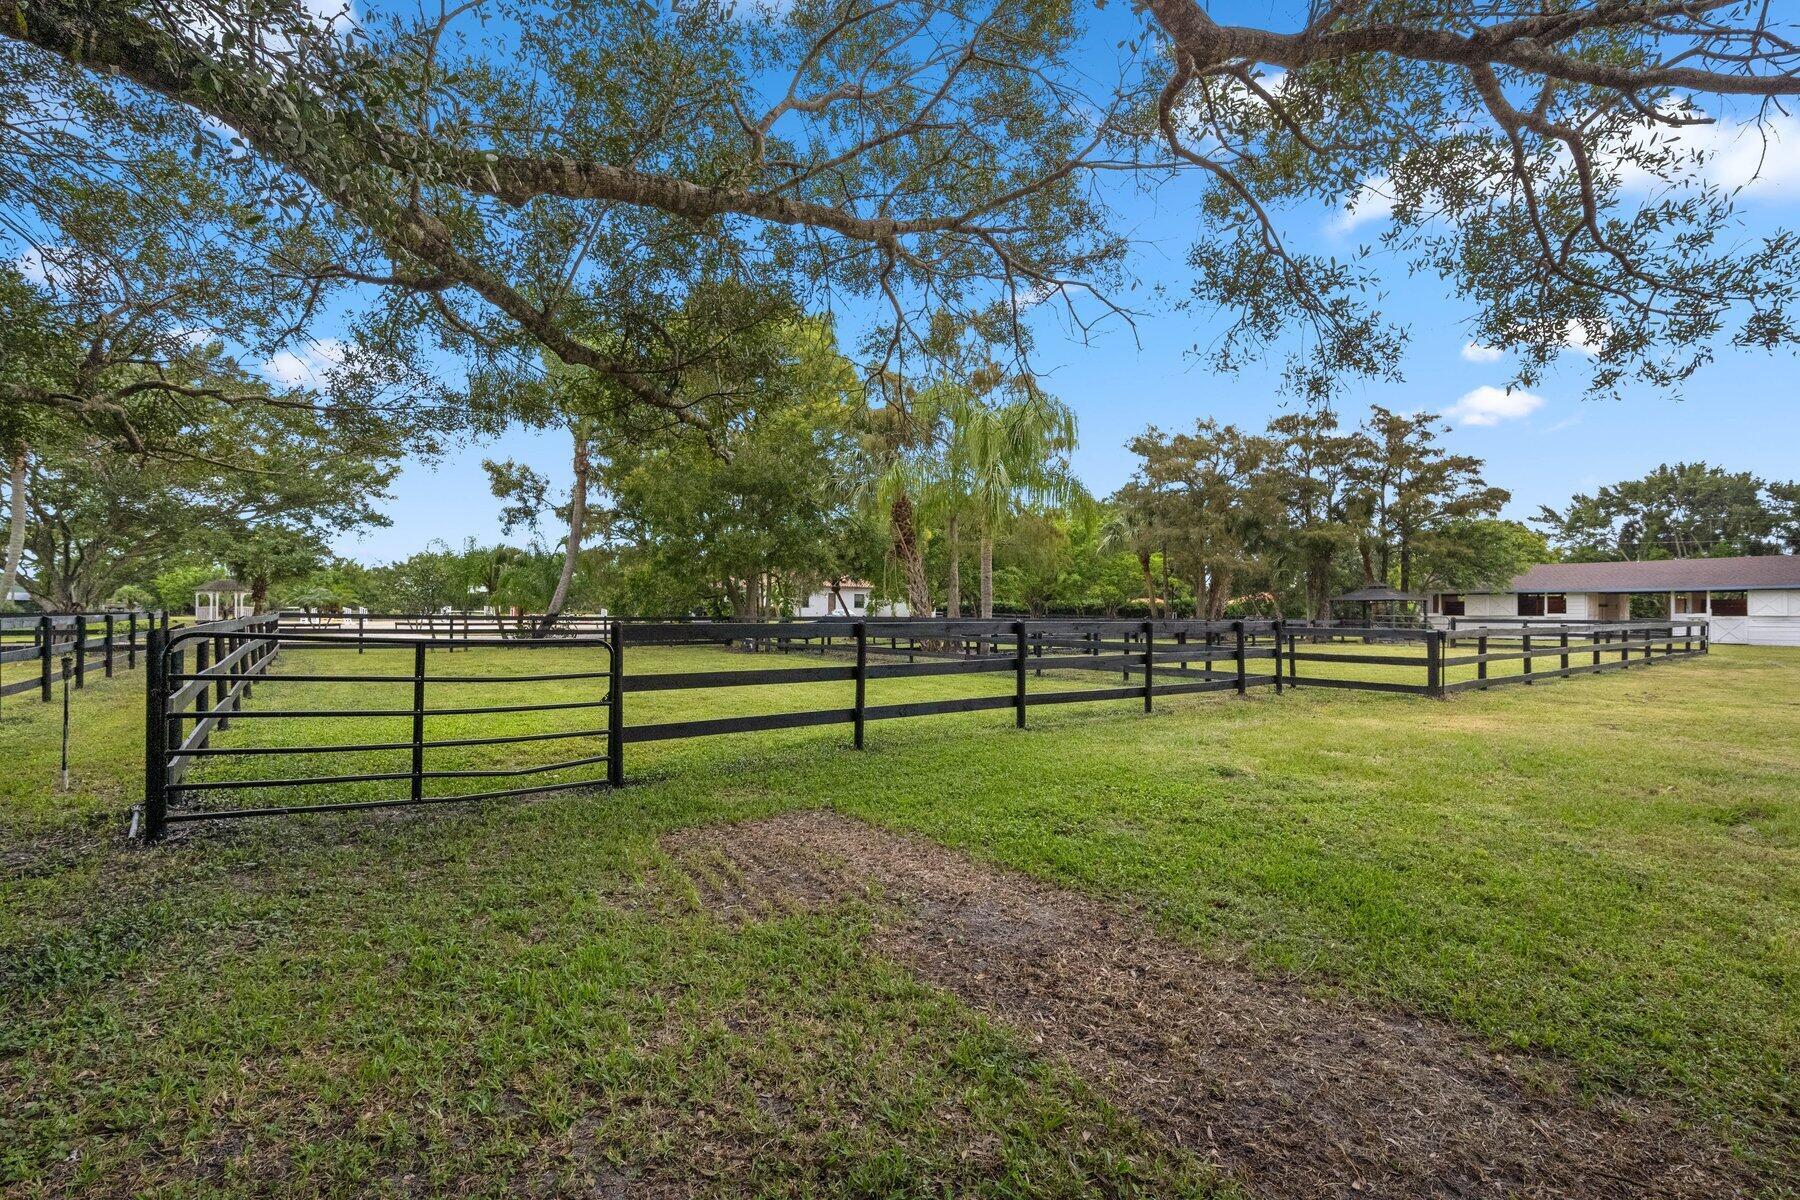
[1331,583,1425,604]
[197,578,248,593]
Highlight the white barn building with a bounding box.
[1427,555,1800,646]
[796,579,873,618]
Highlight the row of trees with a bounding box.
[1537,464,1800,561]
[1108,407,1519,620]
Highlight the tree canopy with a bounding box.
[8,0,1798,432]
[1537,462,1800,559]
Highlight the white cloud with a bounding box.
[1329,176,1394,234]
[1444,385,1544,427]
[1458,322,1601,364]
[1460,341,1504,363]
[12,251,50,284]
[1615,109,1800,201]
[300,0,357,27]
[263,338,346,387]
[1561,318,1605,357]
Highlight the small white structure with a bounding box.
[797,578,873,618]
[1427,555,1800,646]
[195,578,251,622]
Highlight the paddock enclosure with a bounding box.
[142,613,1709,838]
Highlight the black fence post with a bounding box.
[104,614,115,677]
[39,615,52,701]
[853,620,867,749]
[1233,620,1247,696]
[1559,629,1570,676]
[194,639,212,749]
[410,641,427,803]
[607,620,625,787]
[1522,632,1533,683]
[358,612,366,654]
[1477,634,1489,689]
[214,631,230,730]
[1014,620,1028,728]
[166,641,184,792]
[1427,630,1444,697]
[1142,619,1154,712]
[127,611,138,669]
[143,625,167,842]
[1272,619,1284,694]
[74,615,86,689]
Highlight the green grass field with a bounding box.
[1,638,1794,1196]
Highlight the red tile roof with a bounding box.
[1490,555,1800,593]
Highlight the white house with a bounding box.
[1427,555,1800,646]
[797,579,873,618]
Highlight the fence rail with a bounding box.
[141,615,1710,839]
[275,610,614,649]
[1,611,170,703]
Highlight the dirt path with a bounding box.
[660,810,1755,1200]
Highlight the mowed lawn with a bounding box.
[1,638,1795,1195]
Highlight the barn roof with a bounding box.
[1481,555,1800,594]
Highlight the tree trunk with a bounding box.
[1308,557,1331,623]
[1139,553,1157,614]
[544,433,589,624]
[946,513,961,618]
[1,447,24,605]
[890,491,930,616]
[979,534,994,619]
[1205,565,1231,620]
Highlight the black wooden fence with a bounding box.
[140,614,1709,838]
[1,611,170,704]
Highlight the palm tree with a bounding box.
[1,444,25,607]
[857,374,948,618]
[946,390,1077,618]
[1100,490,1162,615]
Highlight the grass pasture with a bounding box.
[1,636,1795,1196]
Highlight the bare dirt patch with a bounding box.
[661,810,1757,1200]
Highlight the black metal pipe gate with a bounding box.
[143,620,620,840]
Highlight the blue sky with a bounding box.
[318,1,1800,562]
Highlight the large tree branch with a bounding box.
[1142,0,1800,97]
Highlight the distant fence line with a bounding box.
[139,614,1709,839]
[0,611,171,704]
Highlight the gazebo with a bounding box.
[1329,582,1427,628]
[195,578,251,622]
